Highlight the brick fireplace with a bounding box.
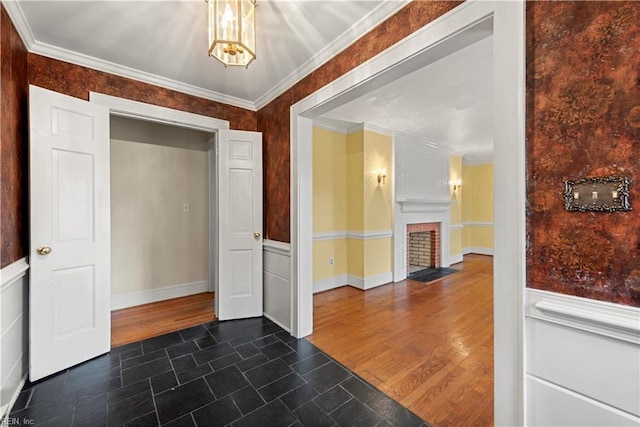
[406,222,440,273]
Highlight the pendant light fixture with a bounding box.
[207,0,256,68]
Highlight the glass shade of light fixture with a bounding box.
[208,0,256,68]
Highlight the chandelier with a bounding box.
[207,0,256,68]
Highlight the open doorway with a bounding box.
[290,2,525,425]
[108,116,216,346]
[306,31,494,423]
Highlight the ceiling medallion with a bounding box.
[207,0,256,68]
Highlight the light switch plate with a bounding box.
[564,176,630,212]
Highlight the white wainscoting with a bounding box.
[111,280,208,311]
[525,288,640,426]
[1,258,29,420]
[263,240,291,332]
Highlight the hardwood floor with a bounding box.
[111,292,215,347]
[308,254,494,427]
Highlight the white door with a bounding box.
[216,130,263,320]
[29,85,110,381]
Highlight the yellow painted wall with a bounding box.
[450,155,463,258]
[363,238,393,277]
[313,239,348,281]
[313,127,347,233]
[363,130,393,232]
[346,130,364,232]
[312,127,394,285]
[470,163,494,223]
[462,162,494,250]
[346,239,365,278]
[313,127,349,282]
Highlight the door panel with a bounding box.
[217,130,263,320]
[29,85,110,381]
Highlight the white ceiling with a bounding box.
[8,0,493,157]
[11,0,405,109]
[318,35,493,159]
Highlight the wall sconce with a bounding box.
[377,169,387,185]
[452,180,462,192]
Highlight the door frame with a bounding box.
[89,93,229,300]
[290,1,525,426]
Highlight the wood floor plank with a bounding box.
[308,254,494,427]
[111,292,215,347]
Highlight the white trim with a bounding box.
[1,1,35,49]
[526,288,640,345]
[312,120,349,135]
[463,246,494,256]
[398,199,454,213]
[38,43,255,110]
[312,231,348,241]
[0,375,27,421]
[0,257,29,291]
[344,123,396,138]
[2,2,254,111]
[347,230,393,240]
[5,0,411,112]
[347,272,393,291]
[254,0,412,109]
[449,253,464,265]
[313,275,348,294]
[312,230,393,241]
[291,2,526,424]
[463,221,494,228]
[263,239,291,257]
[263,312,291,333]
[450,223,464,231]
[111,281,208,311]
[90,93,230,131]
[526,375,640,426]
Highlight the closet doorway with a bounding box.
[109,116,216,346]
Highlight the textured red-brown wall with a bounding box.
[1,5,29,268]
[28,54,257,132]
[526,1,640,306]
[258,1,462,242]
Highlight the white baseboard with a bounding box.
[348,271,393,290]
[313,275,348,293]
[263,312,291,333]
[463,246,494,256]
[111,280,208,311]
[449,253,464,265]
[313,272,393,293]
[1,375,27,421]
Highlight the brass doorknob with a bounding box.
[253,231,261,239]
[37,246,52,256]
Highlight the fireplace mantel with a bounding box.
[397,198,454,213]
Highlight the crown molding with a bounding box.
[31,42,256,111]
[5,0,410,113]
[3,1,255,111]
[254,0,412,110]
[312,119,350,135]
[2,0,36,49]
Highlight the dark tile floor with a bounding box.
[407,267,460,284]
[8,317,428,426]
